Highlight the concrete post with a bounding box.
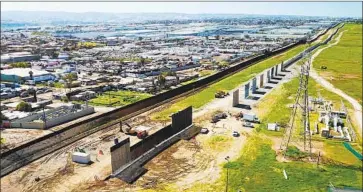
[259,74,264,88]
[271,67,275,78]
[232,89,239,107]
[252,78,257,93]
[244,83,250,99]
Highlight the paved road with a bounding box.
[310,30,362,137]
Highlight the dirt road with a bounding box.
[310,30,363,137]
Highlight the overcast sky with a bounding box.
[1,2,362,18]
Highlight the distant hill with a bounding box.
[1,11,322,24]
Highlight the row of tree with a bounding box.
[9,62,30,68]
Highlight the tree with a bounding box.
[1,112,8,121]
[139,57,146,71]
[61,96,69,103]
[62,73,77,93]
[216,35,220,40]
[10,62,30,68]
[29,70,33,80]
[157,73,166,89]
[244,34,250,39]
[52,51,59,59]
[16,102,32,112]
[218,61,229,68]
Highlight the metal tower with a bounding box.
[280,49,313,156]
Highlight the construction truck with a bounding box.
[234,111,244,120]
[215,90,229,98]
[242,113,260,123]
[137,130,148,139]
[120,122,149,139]
[211,112,228,123]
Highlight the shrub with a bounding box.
[285,146,309,159]
[61,96,69,103]
[16,102,32,112]
[10,62,30,68]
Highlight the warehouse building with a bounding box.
[1,68,55,83]
[0,52,40,63]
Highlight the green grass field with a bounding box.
[313,23,362,104]
[152,44,308,121]
[88,90,152,107]
[142,134,362,192]
[219,135,362,192]
[199,70,215,77]
[255,76,356,137]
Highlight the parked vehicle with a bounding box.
[1,92,9,99]
[232,131,240,137]
[211,112,228,123]
[137,130,148,139]
[0,92,15,99]
[25,80,35,86]
[215,90,229,98]
[243,122,254,128]
[243,113,260,123]
[120,123,149,139]
[20,92,29,98]
[36,90,44,94]
[200,128,209,134]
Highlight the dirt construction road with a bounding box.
[310,30,363,137]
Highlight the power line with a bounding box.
[280,44,312,157]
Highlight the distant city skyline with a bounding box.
[1,2,362,18]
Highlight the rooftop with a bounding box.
[1,68,51,77]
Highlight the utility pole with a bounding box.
[317,151,321,168]
[280,46,312,157]
[42,106,46,129]
[225,156,230,192]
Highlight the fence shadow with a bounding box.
[234,104,252,110]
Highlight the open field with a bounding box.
[133,134,362,192]
[205,134,361,192]
[152,44,307,121]
[255,76,356,136]
[88,90,152,107]
[313,23,362,104]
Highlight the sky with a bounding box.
[1,2,362,18]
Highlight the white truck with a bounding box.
[243,113,260,123]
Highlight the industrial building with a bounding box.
[1,68,55,83]
[0,52,40,63]
[10,104,95,129]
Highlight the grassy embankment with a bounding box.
[87,90,152,107]
[316,23,344,44]
[152,44,308,121]
[313,23,362,104]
